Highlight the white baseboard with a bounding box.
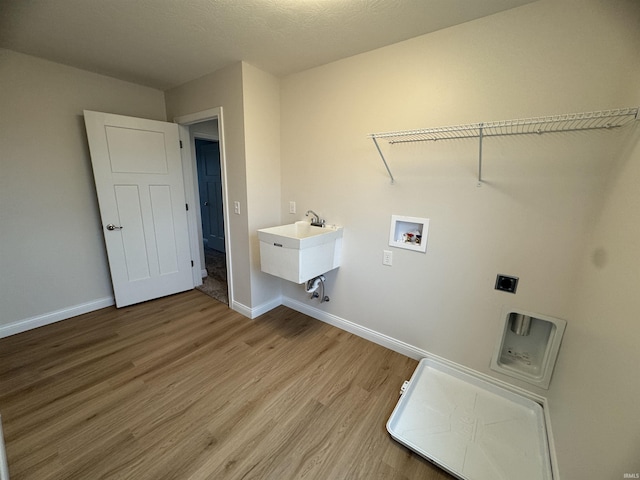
[281,295,559,478]
[282,296,551,400]
[1,291,559,478]
[231,296,281,320]
[0,296,115,339]
[201,268,208,278]
[231,300,252,318]
[282,296,427,360]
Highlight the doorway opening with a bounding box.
[194,136,227,304]
[174,107,232,306]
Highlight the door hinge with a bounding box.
[191,260,194,267]
[185,203,189,211]
[180,140,183,148]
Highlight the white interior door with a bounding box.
[84,110,193,307]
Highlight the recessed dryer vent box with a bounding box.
[491,308,567,389]
[389,215,429,253]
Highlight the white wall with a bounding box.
[0,49,166,330]
[165,62,282,314]
[2,1,639,476]
[241,63,282,309]
[278,0,640,478]
[165,63,252,308]
[551,129,640,476]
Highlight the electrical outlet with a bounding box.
[233,201,240,215]
[495,274,518,293]
[289,201,296,214]
[383,250,393,266]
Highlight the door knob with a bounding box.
[106,224,123,231]
[204,201,209,206]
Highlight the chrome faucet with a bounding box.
[305,210,325,227]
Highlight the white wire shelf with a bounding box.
[369,107,639,184]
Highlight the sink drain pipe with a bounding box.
[305,275,329,303]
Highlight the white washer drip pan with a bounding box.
[387,358,552,480]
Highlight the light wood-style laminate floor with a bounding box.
[0,290,455,480]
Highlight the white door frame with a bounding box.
[174,107,233,306]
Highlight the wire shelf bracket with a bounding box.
[368,107,639,185]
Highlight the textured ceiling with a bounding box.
[0,0,536,90]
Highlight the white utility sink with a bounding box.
[258,221,343,283]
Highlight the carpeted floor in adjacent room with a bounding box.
[196,248,228,304]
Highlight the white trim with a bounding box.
[280,294,560,479]
[232,296,281,320]
[0,296,115,339]
[192,132,217,142]
[231,300,252,318]
[201,268,208,278]
[282,296,427,360]
[282,296,550,402]
[173,108,221,126]
[174,107,234,308]
[0,415,8,480]
[284,297,538,391]
[0,289,559,477]
[178,125,203,287]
